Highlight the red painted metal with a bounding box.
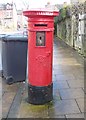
[23,10,59,86]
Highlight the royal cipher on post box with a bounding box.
[23,9,59,105]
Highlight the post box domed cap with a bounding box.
[23,9,59,17]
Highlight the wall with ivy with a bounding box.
[56,1,86,57]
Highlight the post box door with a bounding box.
[36,31,45,46]
[29,31,53,86]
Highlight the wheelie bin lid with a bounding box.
[2,35,28,42]
[0,34,6,40]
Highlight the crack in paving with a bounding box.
[75,99,82,113]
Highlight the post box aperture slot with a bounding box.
[36,31,45,46]
[35,24,47,27]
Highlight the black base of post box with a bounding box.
[28,83,53,105]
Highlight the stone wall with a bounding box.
[57,1,86,57]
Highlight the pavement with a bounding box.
[0,37,85,119]
[0,40,2,70]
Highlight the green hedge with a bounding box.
[56,6,71,23]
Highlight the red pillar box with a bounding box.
[23,9,59,105]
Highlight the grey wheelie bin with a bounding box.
[2,35,28,84]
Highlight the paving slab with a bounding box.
[7,84,25,118]
[66,113,84,118]
[2,78,23,118]
[0,99,2,119]
[0,77,2,119]
[53,69,63,75]
[53,89,62,100]
[59,88,84,100]
[2,92,16,118]
[2,78,21,93]
[55,74,76,81]
[53,65,63,71]
[48,99,80,116]
[75,98,84,113]
[18,101,49,118]
[48,114,66,118]
[53,80,69,89]
[0,77,2,100]
[0,41,2,70]
[18,86,49,118]
[67,79,84,88]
